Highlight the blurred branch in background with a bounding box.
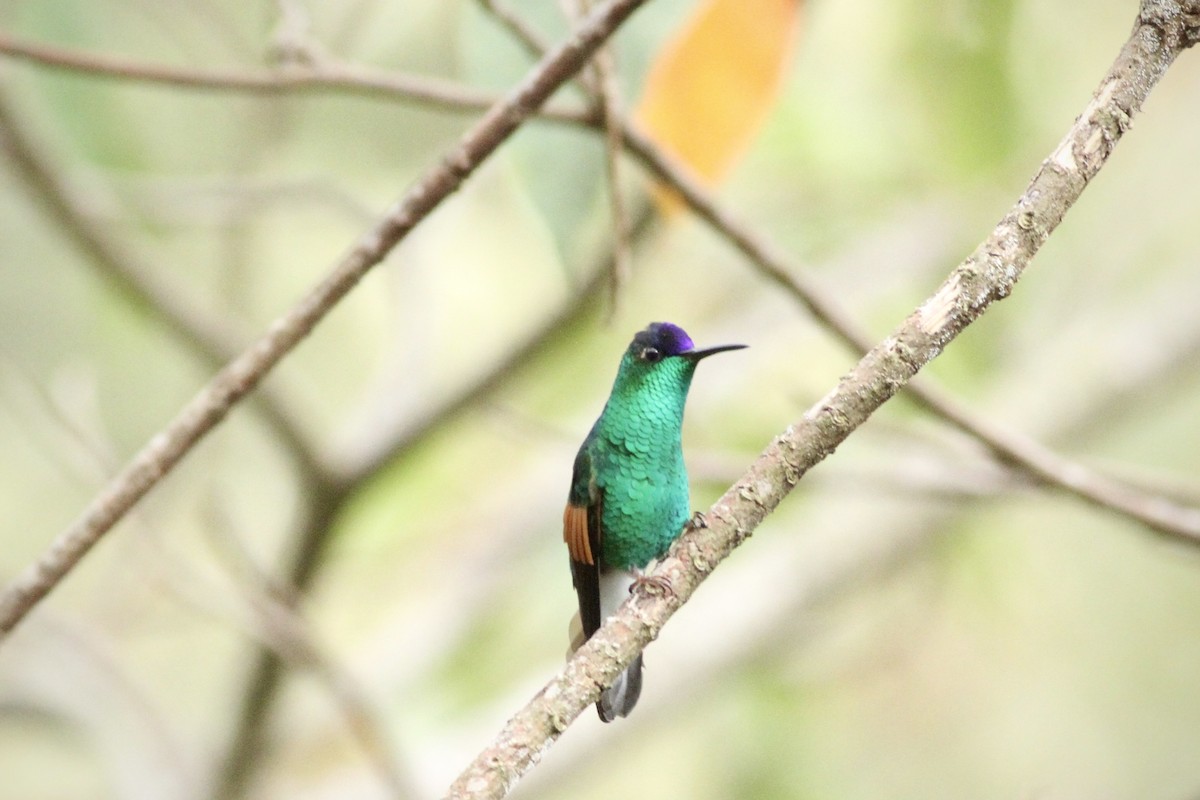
[444,3,1200,797]
[570,0,635,317]
[0,93,323,477]
[1,329,413,799]
[476,0,555,57]
[0,0,653,642]
[201,496,420,800]
[0,29,590,124]
[0,618,199,799]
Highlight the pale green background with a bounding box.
[1,1,1199,799]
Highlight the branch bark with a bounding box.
[444,5,1200,798]
[0,0,654,641]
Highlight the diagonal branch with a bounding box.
[620,123,1200,540]
[467,0,1200,543]
[0,0,655,641]
[633,118,1200,537]
[444,5,1200,798]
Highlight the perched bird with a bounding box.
[563,322,746,721]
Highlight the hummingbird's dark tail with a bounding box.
[597,653,643,722]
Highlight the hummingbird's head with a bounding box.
[625,322,747,367]
[605,321,746,420]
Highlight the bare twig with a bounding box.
[0,0,655,640]
[594,35,633,318]
[475,0,556,58]
[569,0,633,317]
[444,6,1200,797]
[0,30,589,124]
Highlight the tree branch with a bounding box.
[611,107,1200,543]
[443,5,1200,798]
[0,0,655,640]
[466,0,1200,543]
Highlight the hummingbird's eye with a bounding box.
[640,346,663,363]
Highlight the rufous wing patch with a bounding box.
[563,502,594,565]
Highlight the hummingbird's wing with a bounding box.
[563,444,644,722]
[564,446,603,645]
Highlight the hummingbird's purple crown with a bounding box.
[634,322,695,356]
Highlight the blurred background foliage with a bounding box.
[2,0,1200,798]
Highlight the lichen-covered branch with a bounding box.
[0,0,654,640]
[444,5,1200,798]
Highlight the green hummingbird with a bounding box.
[563,322,746,721]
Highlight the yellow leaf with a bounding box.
[634,0,802,209]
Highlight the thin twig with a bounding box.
[0,0,655,641]
[588,13,634,318]
[475,0,556,58]
[487,0,633,317]
[443,6,1200,797]
[0,30,590,124]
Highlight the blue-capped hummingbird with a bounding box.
[563,322,746,721]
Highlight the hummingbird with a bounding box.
[563,322,746,721]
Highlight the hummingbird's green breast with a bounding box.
[588,357,694,569]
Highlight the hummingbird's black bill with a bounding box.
[683,343,748,361]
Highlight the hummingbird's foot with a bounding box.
[685,511,708,531]
[630,569,674,598]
